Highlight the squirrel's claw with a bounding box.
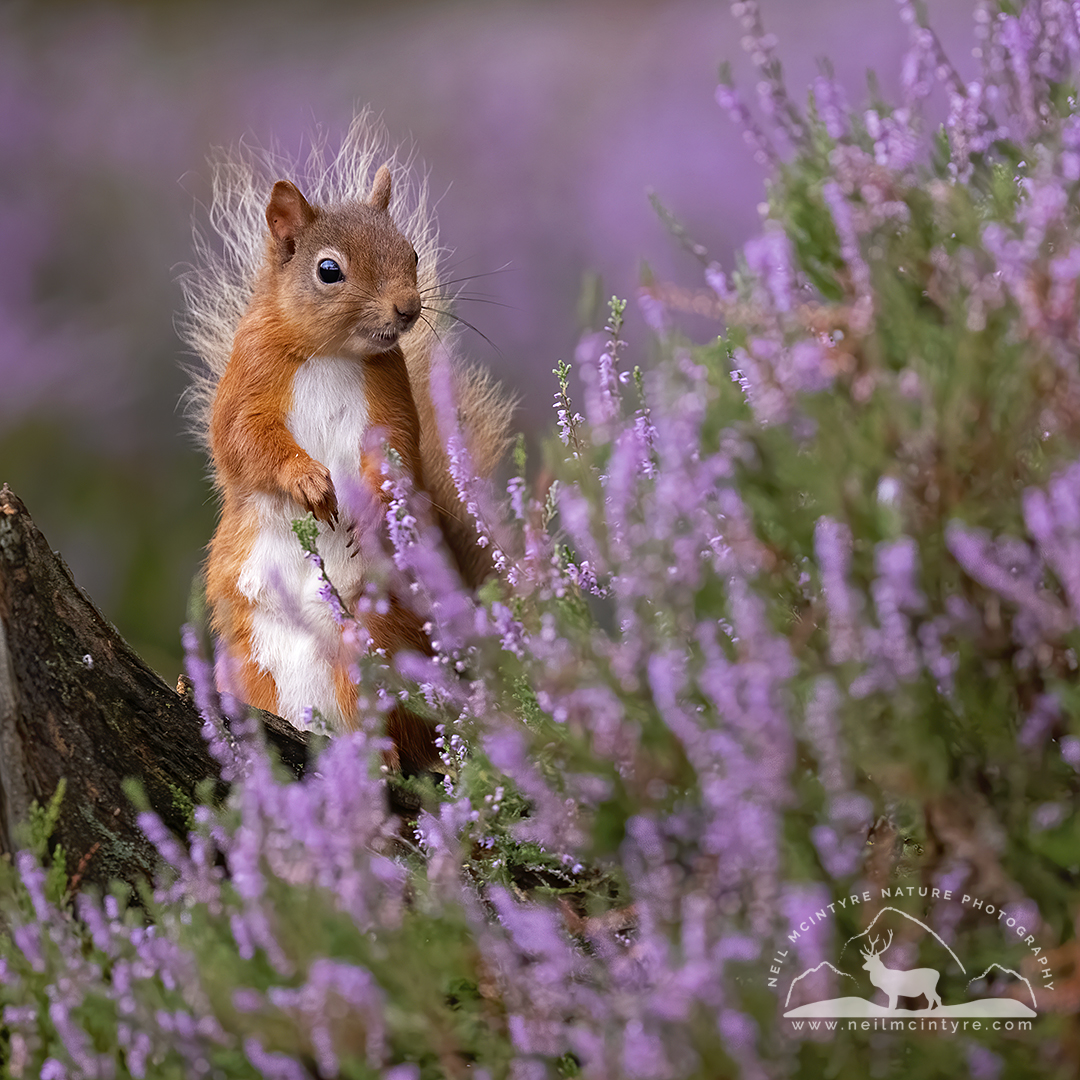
[288,456,338,527]
[345,523,360,557]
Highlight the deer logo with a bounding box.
[860,930,943,1012]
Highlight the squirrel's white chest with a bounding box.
[287,355,370,480]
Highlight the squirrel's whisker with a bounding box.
[422,306,502,356]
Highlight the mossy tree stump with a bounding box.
[0,484,310,892]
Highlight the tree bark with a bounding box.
[0,484,312,892]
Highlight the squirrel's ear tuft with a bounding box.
[266,181,317,260]
[368,165,393,212]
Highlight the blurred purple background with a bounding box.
[0,0,978,672]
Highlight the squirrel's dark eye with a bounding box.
[412,249,419,266]
[317,258,343,283]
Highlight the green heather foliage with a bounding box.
[4,2,1080,1077]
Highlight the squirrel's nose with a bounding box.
[394,295,421,331]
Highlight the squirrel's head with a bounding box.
[262,165,422,359]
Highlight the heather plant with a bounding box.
[4,1,1080,1078]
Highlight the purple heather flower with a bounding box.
[637,288,669,337]
[12,924,45,974]
[917,616,959,696]
[506,473,526,521]
[1060,735,1080,770]
[1033,801,1069,831]
[811,823,860,880]
[899,22,937,103]
[3,1005,36,1029]
[558,483,605,581]
[268,958,387,1072]
[429,345,505,557]
[181,623,219,720]
[946,80,997,179]
[48,1000,102,1080]
[743,227,795,314]
[731,0,804,148]
[945,520,1069,638]
[383,1067,421,1080]
[124,1031,152,1079]
[1000,13,1039,137]
[1019,691,1062,749]
[811,74,849,140]
[243,1038,309,1080]
[967,1043,1005,1080]
[1023,460,1080,621]
[821,180,873,332]
[803,677,847,794]
[714,79,777,168]
[509,1060,549,1080]
[867,107,921,172]
[620,1018,670,1080]
[812,798,873,883]
[484,728,586,853]
[814,516,862,665]
[718,1009,764,1078]
[1060,114,1080,180]
[489,887,574,979]
[1007,897,1042,939]
[705,262,737,303]
[730,344,786,426]
[14,850,50,924]
[782,882,833,972]
[865,536,924,686]
[784,339,831,394]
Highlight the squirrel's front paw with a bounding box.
[285,456,338,527]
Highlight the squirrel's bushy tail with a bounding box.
[179,111,515,587]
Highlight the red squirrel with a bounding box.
[182,120,513,769]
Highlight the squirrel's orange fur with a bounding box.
[182,119,513,769]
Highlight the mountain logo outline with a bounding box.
[783,906,1037,1020]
